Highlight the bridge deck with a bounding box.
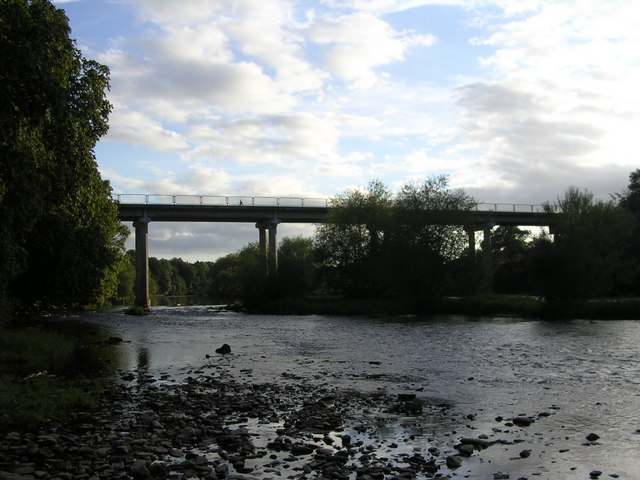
[116,200,556,228]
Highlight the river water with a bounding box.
[78,307,640,479]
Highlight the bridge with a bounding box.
[115,194,557,309]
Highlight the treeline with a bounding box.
[117,236,316,305]
[117,172,640,312]
[1,0,125,316]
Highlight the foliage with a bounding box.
[314,176,477,309]
[314,180,393,297]
[208,253,242,301]
[276,236,317,298]
[147,256,211,297]
[490,226,533,294]
[235,242,270,307]
[532,187,635,303]
[616,169,640,214]
[615,169,640,293]
[0,0,124,311]
[387,176,476,309]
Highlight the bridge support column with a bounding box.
[256,222,268,274]
[133,218,151,311]
[465,227,476,258]
[256,218,280,276]
[481,226,493,294]
[268,219,280,277]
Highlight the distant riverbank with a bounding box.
[257,294,640,319]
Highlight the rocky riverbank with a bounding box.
[0,353,613,480]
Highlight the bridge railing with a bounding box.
[111,194,547,213]
[475,203,547,213]
[111,194,331,208]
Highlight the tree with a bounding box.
[0,0,124,311]
[116,251,136,301]
[490,226,532,294]
[387,176,476,309]
[617,169,640,215]
[209,253,242,302]
[314,180,393,297]
[277,236,317,298]
[616,169,640,294]
[235,243,269,307]
[532,187,635,303]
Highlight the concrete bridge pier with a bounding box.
[465,227,476,258]
[465,224,494,294]
[256,218,280,275]
[133,217,151,311]
[257,222,268,271]
[481,226,493,294]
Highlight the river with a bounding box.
[77,307,640,479]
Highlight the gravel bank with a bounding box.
[0,353,612,480]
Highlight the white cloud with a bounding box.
[67,0,640,259]
[310,11,435,88]
[106,109,188,152]
[454,0,640,201]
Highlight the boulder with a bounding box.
[215,343,231,354]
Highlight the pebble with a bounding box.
[0,367,571,480]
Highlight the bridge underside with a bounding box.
[117,203,555,309]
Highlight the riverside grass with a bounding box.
[0,321,114,431]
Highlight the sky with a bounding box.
[55,0,640,261]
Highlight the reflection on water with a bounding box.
[150,295,216,307]
[81,308,640,479]
[137,347,150,370]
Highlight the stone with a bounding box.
[397,393,416,401]
[459,437,490,449]
[148,462,168,479]
[586,433,600,442]
[512,416,533,427]
[589,470,602,478]
[0,472,24,480]
[130,460,150,479]
[519,449,531,458]
[291,444,314,456]
[215,343,231,354]
[445,455,463,469]
[456,444,475,456]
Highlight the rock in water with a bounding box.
[446,455,463,469]
[512,416,533,427]
[215,343,231,354]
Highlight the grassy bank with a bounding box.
[258,295,640,319]
[0,319,118,431]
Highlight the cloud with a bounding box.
[106,109,188,151]
[75,0,640,260]
[310,11,435,88]
[453,0,640,201]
